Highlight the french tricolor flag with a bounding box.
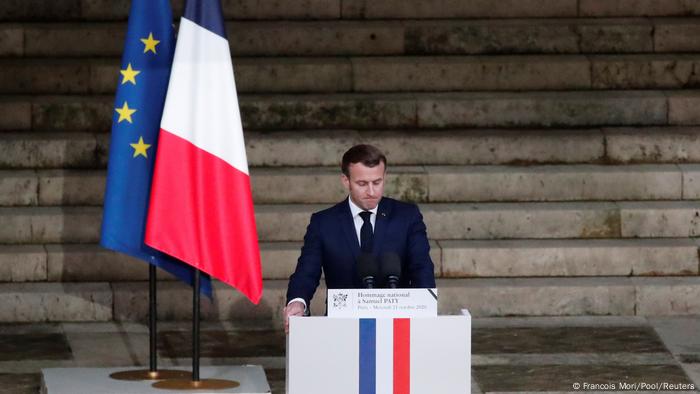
[359,318,412,394]
[145,0,262,303]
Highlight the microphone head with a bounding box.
[357,253,379,280]
[380,253,402,278]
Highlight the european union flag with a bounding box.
[101,0,212,295]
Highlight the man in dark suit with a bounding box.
[283,145,436,329]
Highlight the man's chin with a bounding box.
[362,199,380,210]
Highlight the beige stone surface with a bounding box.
[365,130,605,165]
[245,129,605,167]
[0,59,89,94]
[245,130,359,167]
[0,101,31,130]
[24,24,125,56]
[342,0,577,18]
[0,0,80,20]
[591,55,700,89]
[0,133,99,169]
[680,164,700,199]
[88,60,118,94]
[234,58,352,93]
[0,170,38,206]
[427,164,682,202]
[655,20,700,52]
[228,21,404,56]
[669,92,700,125]
[37,170,104,206]
[577,21,653,53]
[80,0,130,20]
[45,244,153,282]
[0,245,47,282]
[254,204,322,242]
[421,202,621,240]
[580,0,700,16]
[112,280,321,321]
[252,166,427,204]
[416,91,667,128]
[0,282,112,322]
[0,206,101,243]
[240,94,417,130]
[619,201,700,238]
[220,0,341,19]
[32,98,112,131]
[605,127,700,163]
[635,277,700,315]
[0,25,23,56]
[352,56,590,92]
[438,278,636,316]
[440,239,699,277]
[260,242,302,280]
[404,21,579,55]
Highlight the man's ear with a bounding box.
[341,174,350,190]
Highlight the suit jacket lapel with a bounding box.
[372,198,392,256]
[338,198,360,261]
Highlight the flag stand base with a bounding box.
[152,378,240,390]
[109,369,191,381]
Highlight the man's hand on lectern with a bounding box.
[283,301,305,334]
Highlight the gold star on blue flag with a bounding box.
[101,0,211,295]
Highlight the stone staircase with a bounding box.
[2,0,700,323]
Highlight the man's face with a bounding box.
[342,162,385,210]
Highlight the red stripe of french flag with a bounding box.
[393,319,410,394]
[145,15,262,303]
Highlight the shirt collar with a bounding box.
[348,197,379,218]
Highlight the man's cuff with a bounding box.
[288,298,307,313]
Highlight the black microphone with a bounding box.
[381,253,402,289]
[357,253,379,289]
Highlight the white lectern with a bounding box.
[286,289,471,394]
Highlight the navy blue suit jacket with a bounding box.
[286,197,436,306]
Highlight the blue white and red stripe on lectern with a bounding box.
[359,318,412,394]
[145,0,262,304]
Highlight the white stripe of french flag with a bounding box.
[145,0,262,303]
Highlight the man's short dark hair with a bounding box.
[341,144,387,177]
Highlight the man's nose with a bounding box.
[367,184,375,196]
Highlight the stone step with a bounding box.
[5,91,700,132]
[3,201,700,243]
[2,0,700,21]
[0,133,107,169]
[439,238,700,278]
[3,164,700,207]
[3,128,700,170]
[2,238,696,284]
[2,276,700,322]
[0,0,340,22]
[2,18,697,58]
[7,55,700,95]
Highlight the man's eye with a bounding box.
[358,182,367,186]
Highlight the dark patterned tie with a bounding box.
[359,211,373,253]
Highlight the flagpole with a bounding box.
[149,264,158,374]
[110,266,191,382]
[152,269,239,390]
[192,269,201,382]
